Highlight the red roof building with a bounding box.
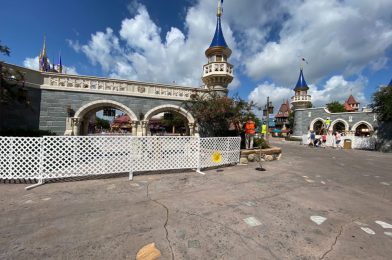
[275,100,291,132]
[344,95,360,112]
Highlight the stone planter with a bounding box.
[239,147,282,164]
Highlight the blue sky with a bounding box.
[1,0,392,108]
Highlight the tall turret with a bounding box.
[39,36,50,72]
[291,67,312,109]
[202,0,233,96]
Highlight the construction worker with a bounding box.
[325,118,331,130]
[261,123,267,139]
[245,118,256,149]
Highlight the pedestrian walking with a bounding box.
[335,131,342,149]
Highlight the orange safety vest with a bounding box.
[245,121,255,134]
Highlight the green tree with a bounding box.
[0,42,10,56]
[371,86,392,122]
[161,112,187,127]
[326,101,346,113]
[1,42,28,104]
[183,91,256,137]
[96,117,110,130]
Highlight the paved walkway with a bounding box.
[1,140,391,259]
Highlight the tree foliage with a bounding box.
[183,91,257,137]
[0,42,10,56]
[1,42,28,105]
[95,117,111,129]
[371,86,392,122]
[161,112,187,127]
[326,101,346,113]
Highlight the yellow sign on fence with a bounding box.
[212,151,222,163]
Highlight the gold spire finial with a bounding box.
[217,0,222,17]
[42,35,47,57]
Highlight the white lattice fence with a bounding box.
[132,136,199,171]
[42,136,133,179]
[0,136,241,181]
[0,137,42,180]
[200,137,241,168]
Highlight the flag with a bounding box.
[302,57,309,64]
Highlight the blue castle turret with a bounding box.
[202,0,233,96]
[291,67,312,109]
[294,68,309,91]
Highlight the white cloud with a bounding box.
[242,0,392,84]
[71,1,239,87]
[66,39,81,53]
[23,56,39,70]
[248,75,368,108]
[66,0,392,98]
[23,56,78,75]
[309,75,367,106]
[248,81,292,109]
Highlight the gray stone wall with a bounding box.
[39,89,184,135]
[293,107,377,136]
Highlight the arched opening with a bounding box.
[143,105,195,136]
[355,123,371,136]
[313,120,325,135]
[352,121,373,137]
[72,100,138,136]
[148,112,188,136]
[333,122,346,133]
[330,119,349,134]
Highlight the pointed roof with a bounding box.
[344,101,355,112]
[41,36,47,57]
[294,68,309,90]
[210,16,228,48]
[275,100,291,118]
[388,78,392,87]
[346,94,358,105]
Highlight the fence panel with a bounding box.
[200,137,241,168]
[0,137,41,180]
[42,136,133,179]
[0,136,241,181]
[132,136,199,171]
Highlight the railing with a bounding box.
[203,62,234,77]
[0,136,241,183]
[42,73,206,101]
[291,95,312,102]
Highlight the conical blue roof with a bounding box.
[294,68,309,90]
[388,78,392,87]
[209,16,228,48]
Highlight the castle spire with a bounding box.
[294,68,309,90]
[210,0,228,49]
[39,36,49,71]
[388,78,392,87]
[41,36,47,57]
[202,0,233,96]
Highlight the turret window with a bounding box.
[216,55,222,62]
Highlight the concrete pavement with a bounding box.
[0,140,391,259]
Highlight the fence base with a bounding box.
[196,169,205,175]
[25,179,45,190]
